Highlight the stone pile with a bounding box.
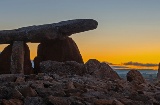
[0,19,98,74]
[0,59,159,105]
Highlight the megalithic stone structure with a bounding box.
[0,19,98,74]
[0,19,98,44]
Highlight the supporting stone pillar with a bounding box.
[10,41,24,74]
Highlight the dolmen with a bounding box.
[0,19,98,74]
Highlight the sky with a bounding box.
[0,0,160,70]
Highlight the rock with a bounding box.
[94,99,113,105]
[112,100,124,105]
[157,63,160,79]
[15,76,25,83]
[127,70,145,84]
[85,59,101,74]
[0,43,33,75]
[10,41,24,74]
[2,99,23,105]
[12,89,23,99]
[0,19,98,44]
[40,61,86,75]
[18,86,37,97]
[0,86,14,99]
[24,97,45,105]
[93,63,120,80]
[48,96,70,105]
[0,45,12,74]
[34,37,83,72]
[0,74,17,82]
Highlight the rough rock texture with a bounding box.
[0,19,98,44]
[157,63,160,79]
[0,64,159,105]
[40,60,86,76]
[34,37,83,73]
[0,43,33,75]
[127,70,146,84]
[85,59,120,80]
[10,41,24,74]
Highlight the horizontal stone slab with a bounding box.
[0,19,98,44]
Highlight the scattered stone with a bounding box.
[40,60,86,75]
[112,99,124,105]
[93,63,121,80]
[48,96,70,105]
[94,99,113,105]
[85,59,101,74]
[0,59,158,104]
[127,70,145,84]
[2,99,23,105]
[18,86,37,97]
[24,97,45,105]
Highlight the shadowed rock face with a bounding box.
[0,45,12,74]
[34,37,83,73]
[85,59,121,80]
[0,43,33,75]
[127,70,145,84]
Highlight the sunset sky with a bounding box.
[0,0,160,70]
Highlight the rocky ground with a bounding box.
[0,59,160,105]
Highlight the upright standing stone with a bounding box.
[157,63,160,79]
[34,37,83,73]
[0,45,12,74]
[0,43,33,74]
[10,41,24,74]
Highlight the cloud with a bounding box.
[123,61,158,67]
[111,65,130,69]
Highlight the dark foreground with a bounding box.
[0,59,160,105]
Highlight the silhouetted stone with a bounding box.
[127,70,145,84]
[0,45,12,74]
[0,43,33,75]
[93,63,121,80]
[85,59,101,74]
[0,19,98,44]
[34,37,83,72]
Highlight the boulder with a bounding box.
[93,63,120,80]
[34,37,83,72]
[85,59,101,74]
[85,59,120,80]
[127,70,145,84]
[0,43,33,75]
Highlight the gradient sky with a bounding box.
[0,0,160,67]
